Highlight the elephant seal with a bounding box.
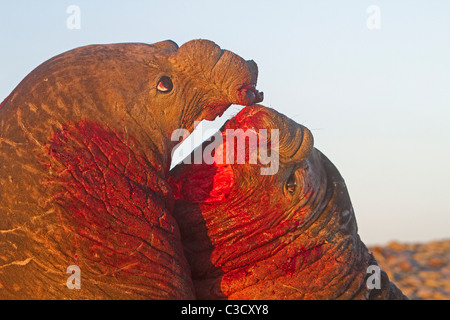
[0,39,262,299]
[169,105,407,300]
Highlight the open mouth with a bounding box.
[171,104,247,169]
[172,104,314,171]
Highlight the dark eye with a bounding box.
[286,173,297,194]
[157,76,173,92]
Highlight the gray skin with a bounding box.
[169,105,408,300]
[0,39,262,299]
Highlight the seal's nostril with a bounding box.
[238,85,264,105]
[254,90,264,103]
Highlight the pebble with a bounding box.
[369,239,450,300]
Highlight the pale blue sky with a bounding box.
[1,1,449,245]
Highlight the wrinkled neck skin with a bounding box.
[173,149,406,300]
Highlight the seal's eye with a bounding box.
[157,76,173,92]
[286,173,297,194]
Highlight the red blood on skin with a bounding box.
[169,164,234,204]
[45,120,188,289]
[279,244,325,277]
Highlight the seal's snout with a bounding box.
[238,84,264,105]
[253,88,264,103]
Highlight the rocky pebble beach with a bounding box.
[369,239,450,300]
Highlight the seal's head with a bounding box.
[169,105,381,299]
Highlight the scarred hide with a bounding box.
[0,39,262,299]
